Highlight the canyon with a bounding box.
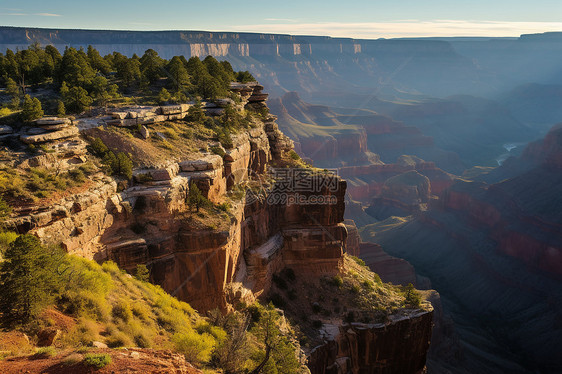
[3,25,562,373]
[2,83,434,373]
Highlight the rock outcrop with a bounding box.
[4,83,434,373]
[308,311,433,374]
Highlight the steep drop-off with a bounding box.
[366,123,562,373]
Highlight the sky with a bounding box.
[1,0,562,39]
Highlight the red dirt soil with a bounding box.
[0,348,202,374]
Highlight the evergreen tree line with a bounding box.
[0,43,255,116]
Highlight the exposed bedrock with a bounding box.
[308,310,433,374]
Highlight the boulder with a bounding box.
[35,117,71,126]
[111,111,128,119]
[40,123,70,131]
[134,163,180,182]
[36,327,61,347]
[20,126,79,144]
[139,125,150,139]
[214,98,235,108]
[160,105,183,115]
[92,341,108,349]
[179,155,223,172]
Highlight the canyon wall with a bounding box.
[3,84,434,372]
[308,311,433,374]
[370,123,562,373]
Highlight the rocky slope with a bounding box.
[2,84,434,373]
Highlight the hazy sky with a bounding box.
[1,0,562,38]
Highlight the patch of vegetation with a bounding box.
[332,275,344,288]
[0,164,93,203]
[0,44,254,115]
[88,137,132,179]
[34,346,56,358]
[210,146,226,157]
[403,283,422,308]
[188,183,211,213]
[134,264,150,283]
[83,353,111,369]
[350,255,366,266]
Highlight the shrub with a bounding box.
[105,330,131,348]
[164,128,179,140]
[288,150,301,161]
[0,231,18,256]
[134,264,150,282]
[362,280,375,291]
[68,168,85,183]
[332,275,344,288]
[210,146,225,157]
[35,346,56,358]
[404,283,422,308]
[172,330,216,364]
[112,300,133,322]
[83,353,111,369]
[351,284,361,294]
[0,196,12,223]
[216,202,230,212]
[350,256,366,266]
[134,333,152,348]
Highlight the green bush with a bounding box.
[0,231,18,256]
[106,330,131,348]
[210,146,226,157]
[35,346,56,358]
[112,300,133,322]
[83,353,111,369]
[172,330,216,364]
[332,275,344,288]
[404,283,422,308]
[134,264,150,282]
[351,256,366,266]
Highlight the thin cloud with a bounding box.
[0,12,62,17]
[35,13,61,17]
[228,20,562,38]
[265,18,297,23]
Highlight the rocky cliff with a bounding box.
[2,83,434,373]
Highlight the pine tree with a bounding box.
[111,152,133,179]
[0,235,64,326]
[188,183,207,212]
[186,99,206,124]
[166,56,190,93]
[61,82,93,113]
[21,95,44,122]
[6,77,20,109]
[56,100,66,117]
[158,87,172,104]
[404,283,421,308]
[140,49,164,84]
